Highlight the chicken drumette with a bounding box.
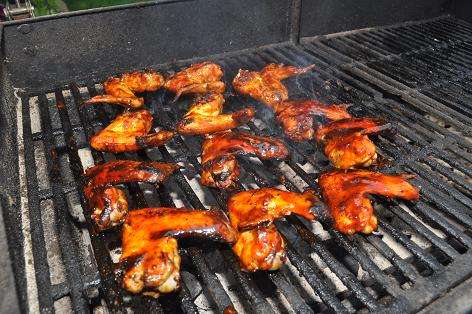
[164,62,225,101]
[201,131,289,189]
[228,188,319,271]
[120,207,237,296]
[83,160,179,230]
[232,225,286,272]
[316,118,389,169]
[177,93,254,135]
[232,63,315,108]
[84,70,165,108]
[274,100,352,141]
[90,109,174,153]
[319,170,419,235]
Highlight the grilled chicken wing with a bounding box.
[233,63,315,107]
[120,207,237,295]
[316,118,388,169]
[84,70,165,108]
[84,160,179,190]
[88,186,128,230]
[228,188,318,230]
[201,131,289,188]
[164,62,225,101]
[177,93,254,135]
[319,170,419,235]
[90,109,174,153]
[232,225,286,272]
[274,100,352,141]
[83,160,178,229]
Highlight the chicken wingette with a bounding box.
[120,207,237,296]
[316,118,388,169]
[201,131,289,188]
[233,63,315,108]
[83,160,179,230]
[274,100,352,141]
[228,188,318,230]
[84,70,165,108]
[164,62,225,101]
[177,93,254,135]
[228,188,319,271]
[319,170,420,235]
[90,109,174,153]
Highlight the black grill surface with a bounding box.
[10,16,472,313]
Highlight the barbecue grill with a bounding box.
[0,0,471,313]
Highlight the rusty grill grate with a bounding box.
[12,16,472,313]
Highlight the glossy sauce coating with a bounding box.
[274,100,352,141]
[316,118,386,169]
[319,170,419,234]
[85,70,164,108]
[84,160,179,191]
[201,131,289,188]
[123,207,238,243]
[88,186,128,230]
[164,62,225,99]
[90,109,174,153]
[228,188,318,230]
[233,63,314,108]
[232,226,286,272]
[120,207,238,295]
[177,93,254,135]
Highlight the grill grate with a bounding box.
[12,15,472,313]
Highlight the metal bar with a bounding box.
[68,84,164,313]
[20,96,55,312]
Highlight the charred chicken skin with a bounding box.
[84,70,165,108]
[316,118,388,169]
[83,160,179,229]
[274,100,352,141]
[201,131,289,188]
[233,63,315,108]
[90,109,174,153]
[120,207,237,295]
[177,93,254,135]
[319,170,420,235]
[84,160,179,189]
[232,225,286,272]
[88,186,128,230]
[228,188,318,230]
[164,62,225,101]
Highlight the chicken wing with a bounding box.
[177,93,254,135]
[201,131,289,188]
[232,225,286,272]
[274,100,352,141]
[228,188,318,230]
[120,207,237,295]
[316,118,389,169]
[84,160,179,191]
[90,109,174,153]
[319,170,420,235]
[84,70,165,108]
[232,63,315,108]
[83,160,178,229]
[164,62,225,101]
[88,186,128,230]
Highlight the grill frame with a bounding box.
[0,12,471,313]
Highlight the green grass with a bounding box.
[33,0,143,16]
[32,0,60,15]
[63,0,142,11]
